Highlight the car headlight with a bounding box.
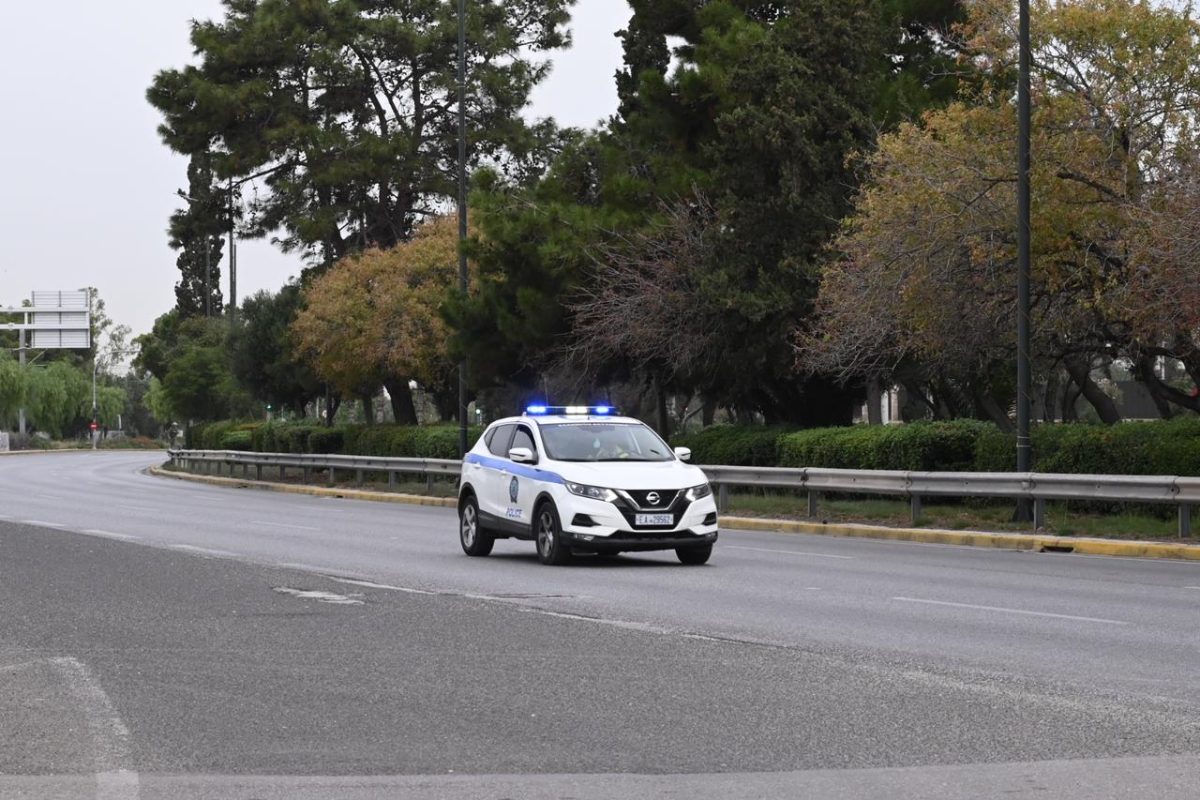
[685,483,712,502]
[565,482,618,502]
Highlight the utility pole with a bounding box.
[228,180,238,325]
[1016,0,1033,519]
[456,0,469,457]
[17,329,26,438]
[204,236,212,318]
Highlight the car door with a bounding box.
[478,423,516,521]
[502,424,541,528]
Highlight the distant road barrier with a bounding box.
[168,450,1198,537]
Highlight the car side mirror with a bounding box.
[509,447,536,464]
[674,447,692,462]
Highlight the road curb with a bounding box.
[148,465,1200,561]
[147,465,457,508]
[724,516,1200,561]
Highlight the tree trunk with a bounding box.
[1042,371,1060,423]
[326,391,341,427]
[1063,355,1121,425]
[866,377,883,425]
[702,397,717,427]
[970,381,1014,433]
[1134,353,1198,418]
[361,393,375,425]
[384,379,419,425]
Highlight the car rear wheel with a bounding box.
[459,495,494,557]
[676,543,712,565]
[535,502,571,566]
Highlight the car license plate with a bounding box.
[635,513,673,527]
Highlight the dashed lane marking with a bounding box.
[726,545,855,560]
[893,596,1128,625]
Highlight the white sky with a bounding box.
[0,0,630,338]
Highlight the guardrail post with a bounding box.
[356,468,364,487]
[717,483,730,513]
[302,466,310,484]
[807,491,818,518]
[426,473,434,494]
[910,494,922,525]
[279,465,285,481]
[255,464,262,481]
[1180,504,1193,539]
[388,471,396,489]
[328,467,336,487]
[1033,498,1046,530]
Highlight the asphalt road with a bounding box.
[1,450,1200,799]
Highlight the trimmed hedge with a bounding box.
[778,418,1200,476]
[189,418,1200,476]
[778,420,990,472]
[195,421,482,459]
[670,425,795,467]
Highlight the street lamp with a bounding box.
[1016,0,1033,517]
[456,0,469,456]
[176,181,239,325]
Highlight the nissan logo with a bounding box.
[646,492,661,506]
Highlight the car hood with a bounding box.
[551,459,707,490]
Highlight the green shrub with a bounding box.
[670,425,794,466]
[220,430,253,451]
[781,421,995,471]
[308,427,345,454]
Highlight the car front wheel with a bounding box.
[535,502,571,566]
[459,495,494,557]
[676,543,712,565]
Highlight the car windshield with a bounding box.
[540,422,673,462]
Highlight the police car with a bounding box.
[457,406,719,565]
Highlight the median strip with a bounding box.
[149,464,1200,562]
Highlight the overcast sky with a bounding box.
[0,1,631,339]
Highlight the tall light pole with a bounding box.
[456,0,469,457]
[228,179,238,326]
[1016,0,1033,516]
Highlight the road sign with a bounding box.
[1,290,91,349]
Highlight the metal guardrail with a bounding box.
[168,450,1197,537]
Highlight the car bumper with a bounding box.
[563,528,718,552]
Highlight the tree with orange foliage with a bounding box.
[292,216,475,424]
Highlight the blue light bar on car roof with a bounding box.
[524,405,618,416]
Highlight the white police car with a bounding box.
[457,406,719,565]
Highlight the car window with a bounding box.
[487,424,516,457]
[540,422,672,462]
[510,426,537,457]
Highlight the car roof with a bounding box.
[490,414,643,427]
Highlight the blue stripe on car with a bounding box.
[464,452,566,484]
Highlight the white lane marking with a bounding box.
[530,608,672,635]
[83,530,140,541]
[252,520,321,531]
[273,586,363,605]
[169,544,235,557]
[892,596,1129,625]
[114,504,155,513]
[328,577,437,596]
[21,519,66,529]
[49,657,140,800]
[726,545,855,560]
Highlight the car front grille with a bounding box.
[613,492,691,529]
[622,489,680,510]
